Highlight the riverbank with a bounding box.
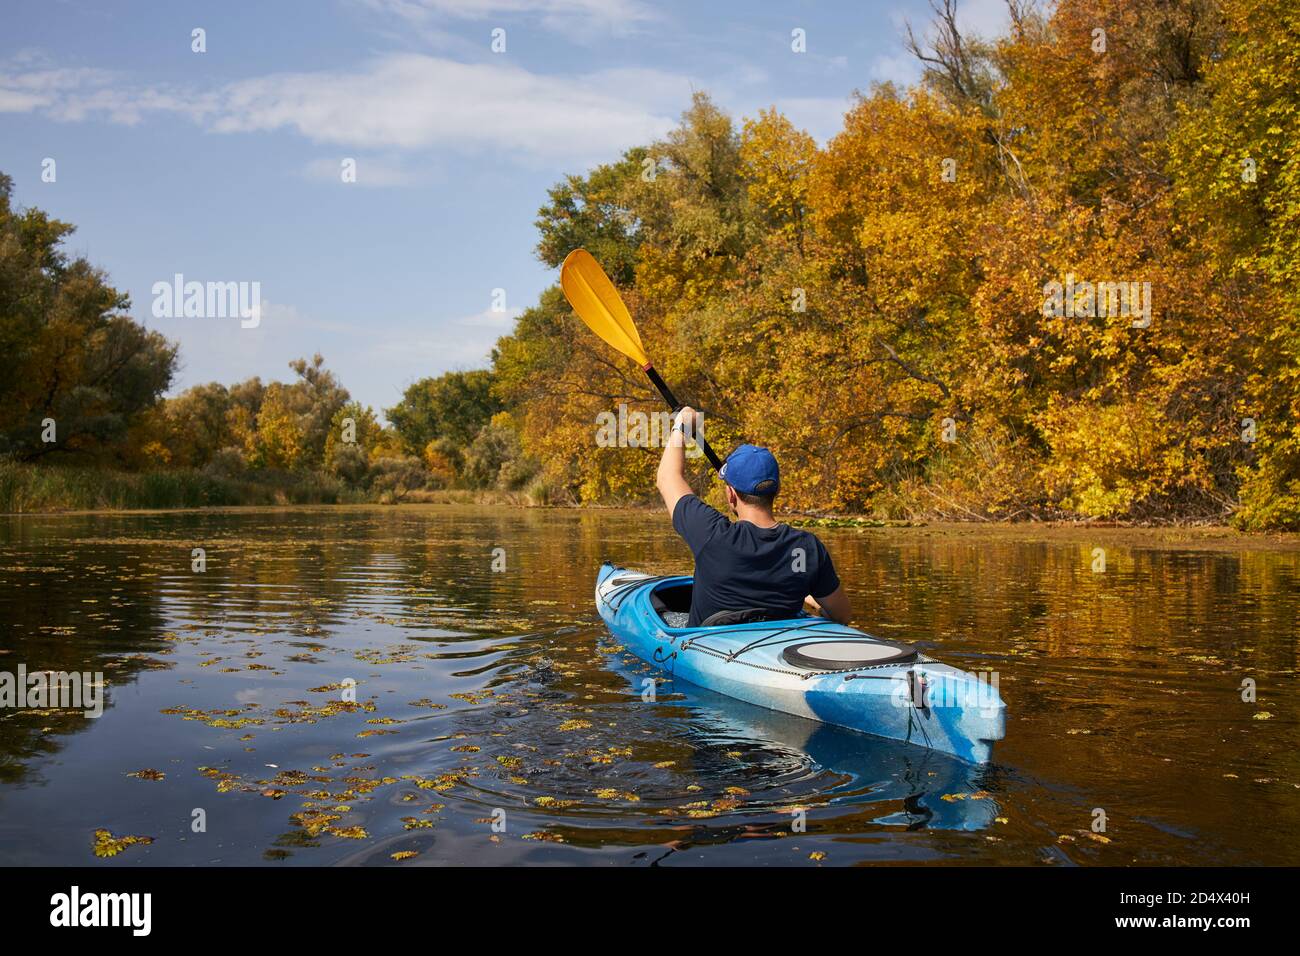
[6,497,1300,553]
[0,460,361,512]
[0,461,570,514]
[7,464,1295,546]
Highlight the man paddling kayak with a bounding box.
[656,407,852,627]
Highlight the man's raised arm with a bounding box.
[656,406,700,517]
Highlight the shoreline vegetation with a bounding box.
[0,461,553,513]
[3,0,1297,530]
[7,459,1300,547]
[8,481,1300,554]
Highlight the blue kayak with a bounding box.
[596,563,1006,764]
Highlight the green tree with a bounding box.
[160,382,235,467]
[534,150,647,283]
[386,370,502,470]
[462,413,538,490]
[0,173,177,462]
[285,354,350,468]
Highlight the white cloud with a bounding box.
[0,88,46,112]
[211,55,678,163]
[0,62,213,125]
[0,53,680,166]
[869,51,922,88]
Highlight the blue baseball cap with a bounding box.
[720,444,780,496]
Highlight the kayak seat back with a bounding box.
[648,580,796,629]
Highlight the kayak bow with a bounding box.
[596,563,1006,764]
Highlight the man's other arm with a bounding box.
[804,587,851,624]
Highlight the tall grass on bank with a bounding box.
[0,461,354,512]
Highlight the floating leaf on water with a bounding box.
[92,829,154,858]
[391,850,418,861]
[127,769,165,781]
[534,796,578,808]
[450,691,495,704]
[290,812,341,836]
[327,826,369,840]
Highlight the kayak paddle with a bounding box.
[559,248,724,471]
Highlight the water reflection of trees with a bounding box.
[3,510,1297,861]
[0,517,172,782]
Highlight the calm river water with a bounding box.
[1,506,1297,866]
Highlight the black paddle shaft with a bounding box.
[642,363,724,472]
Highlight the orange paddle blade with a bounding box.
[559,248,649,367]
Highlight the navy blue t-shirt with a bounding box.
[672,495,841,627]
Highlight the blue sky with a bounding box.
[1,0,1009,417]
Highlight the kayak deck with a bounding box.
[596,563,1006,764]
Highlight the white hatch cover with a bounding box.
[782,639,917,670]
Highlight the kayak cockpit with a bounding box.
[644,576,922,670]
[648,581,693,624]
[648,580,805,630]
